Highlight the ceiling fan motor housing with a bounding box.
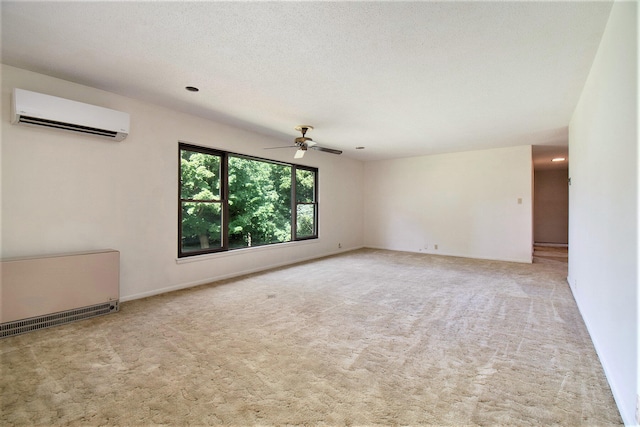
[295,136,312,147]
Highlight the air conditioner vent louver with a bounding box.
[11,88,130,141]
[18,115,120,138]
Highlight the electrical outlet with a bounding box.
[338,243,342,249]
[434,244,438,250]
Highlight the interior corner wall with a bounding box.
[533,169,569,245]
[363,145,533,263]
[568,1,638,425]
[0,64,365,301]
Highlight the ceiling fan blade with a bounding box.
[311,146,342,155]
[294,149,306,159]
[264,145,297,150]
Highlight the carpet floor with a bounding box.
[0,248,622,426]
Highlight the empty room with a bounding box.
[1,1,637,426]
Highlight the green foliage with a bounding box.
[180,148,317,253]
[228,156,292,248]
[180,151,220,200]
[296,169,315,203]
[296,204,315,237]
[180,151,222,251]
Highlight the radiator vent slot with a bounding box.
[0,301,118,339]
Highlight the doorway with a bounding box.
[532,145,569,263]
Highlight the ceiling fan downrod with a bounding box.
[294,125,314,147]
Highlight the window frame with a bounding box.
[293,166,319,241]
[178,144,228,257]
[178,142,318,258]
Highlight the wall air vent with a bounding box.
[0,302,119,338]
[11,88,130,141]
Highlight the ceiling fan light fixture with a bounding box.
[295,136,314,145]
[265,124,341,158]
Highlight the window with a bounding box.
[179,143,318,257]
[179,148,224,253]
[228,156,292,249]
[295,168,318,239]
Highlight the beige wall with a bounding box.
[534,169,568,244]
[363,145,533,263]
[1,64,365,301]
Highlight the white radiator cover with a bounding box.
[1,249,119,337]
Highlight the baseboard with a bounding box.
[363,245,532,264]
[566,275,576,297]
[572,295,634,426]
[121,245,364,302]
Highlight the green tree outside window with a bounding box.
[178,144,317,257]
[180,150,223,253]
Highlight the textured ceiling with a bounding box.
[1,1,612,162]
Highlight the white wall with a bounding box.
[1,64,364,301]
[363,145,533,263]
[568,1,638,425]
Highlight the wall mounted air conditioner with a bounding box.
[11,88,130,141]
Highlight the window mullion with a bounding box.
[314,169,319,237]
[179,143,317,257]
[291,165,297,241]
[222,152,229,250]
[181,198,221,203]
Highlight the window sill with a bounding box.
[175,238,319,264]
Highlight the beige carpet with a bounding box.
[1,248,622,426]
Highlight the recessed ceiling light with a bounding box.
[185,86,199,92]
[552,157,566,162]
[355,146,365,150]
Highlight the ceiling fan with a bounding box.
[266,125,342,159]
